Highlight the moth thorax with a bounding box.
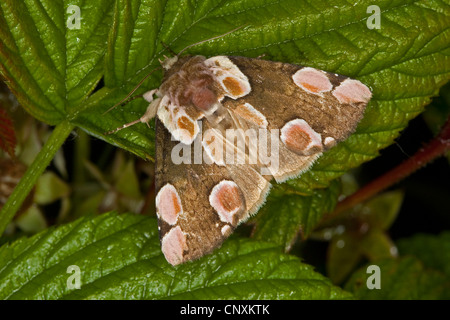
[162,56,179,70]
[161,55,221,113]
[191,87,219,112]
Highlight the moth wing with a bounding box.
[205,56,371,182]
[155,118,270,265]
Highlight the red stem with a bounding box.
[321,115,450,224]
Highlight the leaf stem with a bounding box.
[0,121,74,235]
[320,115,450,226]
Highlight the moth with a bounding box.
[109,43,372,266]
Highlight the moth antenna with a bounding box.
[177,24,249,57]
[102,66,163,115]
[115,94,144,108]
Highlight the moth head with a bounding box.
[161,55,179,70]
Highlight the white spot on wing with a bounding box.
[204,56,251,99]
[280,119,322,154]
[156,183,183,225]
[332,79,372,104]
[209,180,244,225]
[161,226,187,266]
[157,98,199,145]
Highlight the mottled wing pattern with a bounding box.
[207,56,371,182]
[155,118,270,265]
[154,55,371,265]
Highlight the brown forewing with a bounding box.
[155,118,270,264]
[225,57,367,142]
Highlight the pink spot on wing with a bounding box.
[209,181,244,226]
[292,67,333,94]
[280,119,323,155]
[332,79,372,104]
[161,226,187,266]
[156,184,182,225]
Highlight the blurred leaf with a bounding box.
[16,121,44,167]
[114,160,141,199]
[0,212,351,300]
[73,191,106,217]
[325,191,401,284]
[34,172,70,205]
[359,229,397,260]
[83,154,144,213]
[0,158,33,213]
[397,232,450,278]
[327,230,397,285]
[345,257,450,300]
[344,232,450,299]
[327,232,362,284]
[15,205,47,233]
[358,190,404,230]
[0,107,16,158]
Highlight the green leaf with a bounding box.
[397,232,450,278]
[114,159,141,198]
[34,172,70,205]
[0,0,115,124]
[358,191,404,230]
[324,191,401,284]
[326,230,397,285]
[345,233,450,299]
[327,232,363,285]
[0,212,351,300]
[345,257,450,300]
[359,230,397,261]
[0,122,75,235]
[252,180,340,250]
[15,205,48,233]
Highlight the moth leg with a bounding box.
[105,97,161,135]
[140,97,161,123]
[142,89,158,103]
